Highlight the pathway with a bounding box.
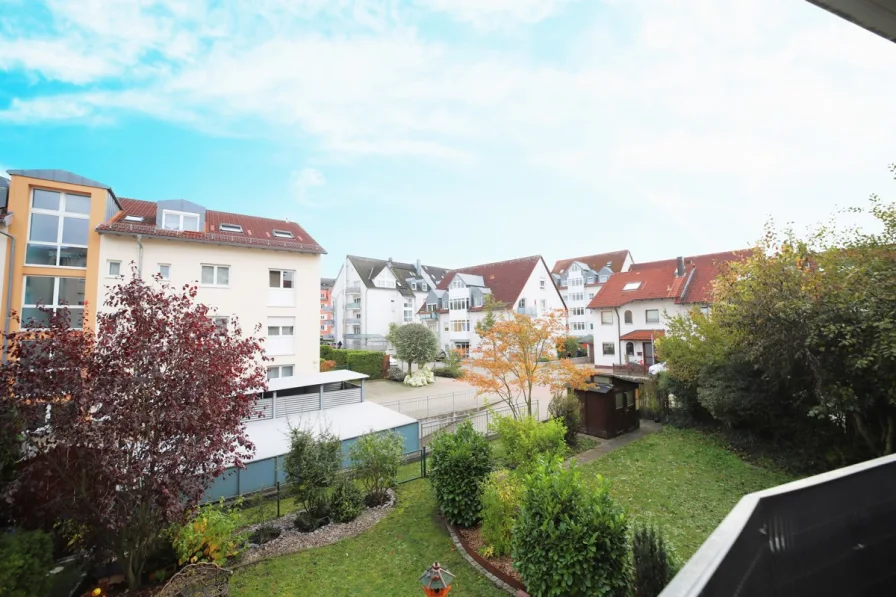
[570,420,663,464]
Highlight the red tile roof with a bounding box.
[587,250,750,309]
[97,198,325,254]
[436,255,547,309]
[620,329,666,341]
[552,249,631,274]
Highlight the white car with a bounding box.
[648,362,666,376]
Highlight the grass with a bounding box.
[230,480,506,597]
[579,427,794,559]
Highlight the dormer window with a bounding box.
[599,275,609,283]
[411,281,417,290]
[623,281,641,291]
[421,283,428,291]
[219,223,243,233]
[272,229,294,239]
[161,210,200,232]
[124,215,144,223]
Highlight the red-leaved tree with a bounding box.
[2,271,267,589]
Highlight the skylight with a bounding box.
[124,215,144,222]
[219,223,243,233]
[623,281,642,291]
[272,229,294,239]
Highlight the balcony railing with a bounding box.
[612,362,649,376]
[516,306,537,316]
[420,312,440,320]
[346,301,362,309]
[344,317,361,325]
[346,283,361,293]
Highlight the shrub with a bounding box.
[320,359,336,372]
[632,525,677,597]
[480,470,523,557]
[345,350,385,378]
[168,499,246,566]
[387,365,406,382]
[490,415,567,471]
[282,428,342,531]
[435,349,464,378]
[330,349,349,368]
[329,475,365,523]
[0,528,54,597]
[429,421,492,527]
[513,459,630,597]
[349,430,404,506]
[433,367,463,378]
[245,491,281,545]
[320,344,334,361]
[548,390,582,447]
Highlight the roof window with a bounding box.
[272,229,294,239]
[623,281,642,291]
[124,215,144,223]
[219,223,243,233]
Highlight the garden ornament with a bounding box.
[419,561,455,596]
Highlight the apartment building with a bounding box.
[551,250,633,338]
[421,255,565,356]
[320,277,335,341]
[331,256,449,348]
[587,251,749,368]
[0,169,326,381]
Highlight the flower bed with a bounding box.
[455,525,526,592]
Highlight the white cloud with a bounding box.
[290,168,326,206]
[416,0,576,28]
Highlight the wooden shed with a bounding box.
[575,374,640,439]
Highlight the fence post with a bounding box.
[422,446,427,478]
[276,481,281,518]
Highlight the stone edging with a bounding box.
[445,523,524,596]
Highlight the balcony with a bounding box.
[344,317,361,325]
[346,283,361,294]
[346,301,362,309]
[420,312,440,320]
[516,306,537,316]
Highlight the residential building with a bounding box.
[551,250,633,342]
[587,250,749,368]
[320,277,335,341]
[331,256,449,348]
[422,255,565,356]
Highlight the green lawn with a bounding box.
[579,427,794,559]
[230,480,506,597]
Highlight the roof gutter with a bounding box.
[97,229,327,256]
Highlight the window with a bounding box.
[700,306,710,316]
[421,283,428,291]
[267,324,295,336]
[158,264,171,280]
[404,299,413,322]
[450,320,470,332]
[161,210,200,232]
[571,322,586,331]
[540,279,545,289]
[615,392,624,410]
[201,265,229,286]
[518,298,526,308]
[219,223,243,233]
[473,296,483,308]
[321,293,326,300]
[321,325,325,331]
[26,189,90,268]
[626,390,634,407]
[623,281,642,291]
[374,278,395,288]
[124,215,144,223]
[563,294,568,301]
[646,309,660,324]
[601,311,613,325]
[587,276,595,284]
[269,270,294,289]
[570,307,585,316]
[321,314,326,320]
[23,276,86,328]
[449,278,465,289]
[449,298,469,310]
[599,275,609,283]
[624,310,633,324]
[603,343,616,356]
[626,342,634,355]
[273,229,294,239]
[568,292,584,301]
[540,299,546,309]
[212,316,229,332]
[107,260,121,277]
[411,281,417,290]
[267,365,294,379]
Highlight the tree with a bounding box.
[386,323,439,373]
[465,309,592,417]
[282,428,342,530]
[2,270,267,589]
[349,430,403,506]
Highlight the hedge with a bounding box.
[317,346,385,378]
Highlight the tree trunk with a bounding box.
[885,414,895,456]
[118,548,140,591]
[852,412,882,457]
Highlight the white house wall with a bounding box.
[591,298,690,366]
[98,234,321,376]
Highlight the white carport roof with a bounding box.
[265,369,368,393]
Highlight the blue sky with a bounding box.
[1,0,895,277]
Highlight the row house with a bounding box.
[331,255,449,348]
[587,251,749,368]
[320,277,335,341]
[420,255,565,356]
[551,250,633,339]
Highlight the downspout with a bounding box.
[136,234,144,276]
[614,306,622,365]
[0,229,15,365]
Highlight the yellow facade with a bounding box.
[3,174,109,332]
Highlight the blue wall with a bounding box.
[204,421,421,501]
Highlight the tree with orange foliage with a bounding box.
[464,306,593,418]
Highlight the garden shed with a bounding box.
[574,374,640,439]
[205,370,419,500]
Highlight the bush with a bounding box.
[345,350,385,378]
[0,528,54,597]
[330,349,349,368]
[480,470,523,557]
[245,491,280,545]
[403,366,435,387]
[349,430,403,506]
[433,367,463,378]
[435,349,465,378]
[632,525,677,597]
[548,390,582,447]
[329,475,365,523]
[387,365,406,382]
[282,428,342,531]
[320,359,336,372]
[168,499,246,566]
[429,421,492,527]
[490,415,567,471]
[320,344,334,361]
[513,460,630,597]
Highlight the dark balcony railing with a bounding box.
[661,453,896,597]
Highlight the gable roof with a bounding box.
[347,256,450,291]
[587,250,750,309]
[97,198,325,254]
[552,249,631,275]
[437,255,544,308]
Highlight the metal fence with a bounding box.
[380,390,483,420]
[419,401,537,444]
[661,453,896,597]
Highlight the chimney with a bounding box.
[416,259,422,275]
[676,256,685,277]
[387,257,392,266]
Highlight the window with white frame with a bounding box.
[587,276,595,284]
[374,278,395,288]
[421,283,428,291]
[321,314,326,320]
[201,265,229,286]
[599,275,609,283]
[410,281,417,290]
[267,364,295,379]
[569,292,584,301]
[563,294,568,301]
[624,310,633,324]
[450,320,470,332]
[646,309,660,324]
[272,229,294,239]
[158,264,171,280]
[588,292,595,299]
[570,307,585,316]
[161,209,200,232]
[571,322,586,331]
[603,343,616,356]
[404,298,414,322]
[219,223,243,233]
[540,279,546,289]
[473,296,483,308]
[449,278,465,289]
[269,269,294,289]
[601,311,613,324]
[23,276,86,328]
[107,260,121,277]
[623,281,642,291]
[449,298,469,310]
[268,323,295,335]
[540,299,546,309]
[320,324,325,331]
[26,189,91,268]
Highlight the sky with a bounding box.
[1,0,895,278]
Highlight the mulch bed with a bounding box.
[455,525,524,588]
